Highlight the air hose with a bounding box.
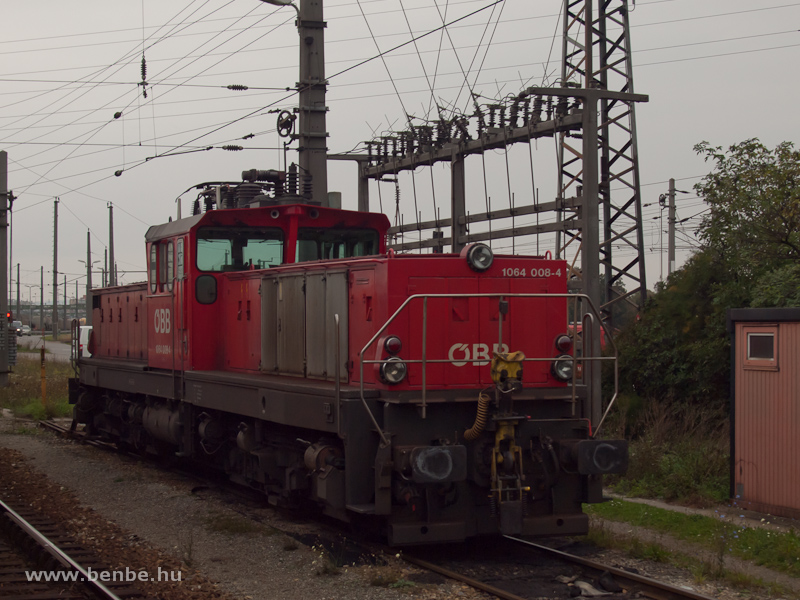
[464,392,491,441]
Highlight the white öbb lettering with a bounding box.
[448,343,509,367]
[154,308,171,334]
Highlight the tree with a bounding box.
[612,139,800,411]
[694,139,800,271]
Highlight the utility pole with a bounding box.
[16,264,20,322]
[75,279,78,323]
[63,274,66,329]
[86,231,93,326]
[0,151,9,387]
[53,198,59,338]
[668,178,676,277]
[108,203,116,286]
[40,266,44,331]
[104,248,108,287]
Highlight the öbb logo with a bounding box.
[448,343,509,367]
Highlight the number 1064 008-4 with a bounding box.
[501,267,561,278]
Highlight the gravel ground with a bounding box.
[0,417,487,600]
[1,415,797,600]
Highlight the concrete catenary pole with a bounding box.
[52,198,59,338]
[16,264,20,322]
[0,151,9,387]
[298,0,329,206]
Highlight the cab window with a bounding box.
[296,228,379,262]
[150,240,176,293]
[196,227,283,271]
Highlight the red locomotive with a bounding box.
[70,169,627,545]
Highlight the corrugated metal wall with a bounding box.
[734,321,800,518]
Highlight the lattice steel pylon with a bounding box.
[558,0,647,324]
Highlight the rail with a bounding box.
[357,293,619,445]
[0,496,124,600]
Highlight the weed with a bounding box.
[203,512,259,536]
[604,399,729,505]
[177,528,195,566]
[389,579,415,589]
[0,356,72,420]
[282,537,299,551]
[368,566,405,587]
[312,544,341,576]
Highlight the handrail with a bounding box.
[357,293,619,440]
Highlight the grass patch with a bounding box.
[587,517,798,598]
[0,355,73,420]
[587,499,800,578]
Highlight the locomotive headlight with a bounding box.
[380,357,408,384]
[465,243,494,272]
[552,354,574,381]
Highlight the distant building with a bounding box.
[728,308,800,519]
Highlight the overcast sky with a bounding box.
[2,0,799,304]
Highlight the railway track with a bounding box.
[404,536,719,600]
[37,420,721,600]
[0,495,146,600]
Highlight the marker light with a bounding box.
[384,336,403,355]
[465,243,494,272]
[555,334,573,353]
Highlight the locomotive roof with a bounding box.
[145,204,390,244]
[145,214,204,243]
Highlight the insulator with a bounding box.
[302,174,313,199]
[499,105,506,128]
[455,117,470,141]
[556,96,568,118]
[140,54,147,82]
[546,97,554,120]
[533,96,543,123]
[510,101,520,128]
[113,111,122,120]
[287,164,299,195]
[391,137,398,156]
[192,199,201,216]
[523,98,531,124]
[235,183,262,207]
[222,145,243,151]
[242,133,255,140]
[227,84,249,91]
[488,105,497,128]
[474,107,486,136]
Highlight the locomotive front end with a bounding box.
[347,244,628,544]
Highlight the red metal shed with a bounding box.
[728,308,800,519]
